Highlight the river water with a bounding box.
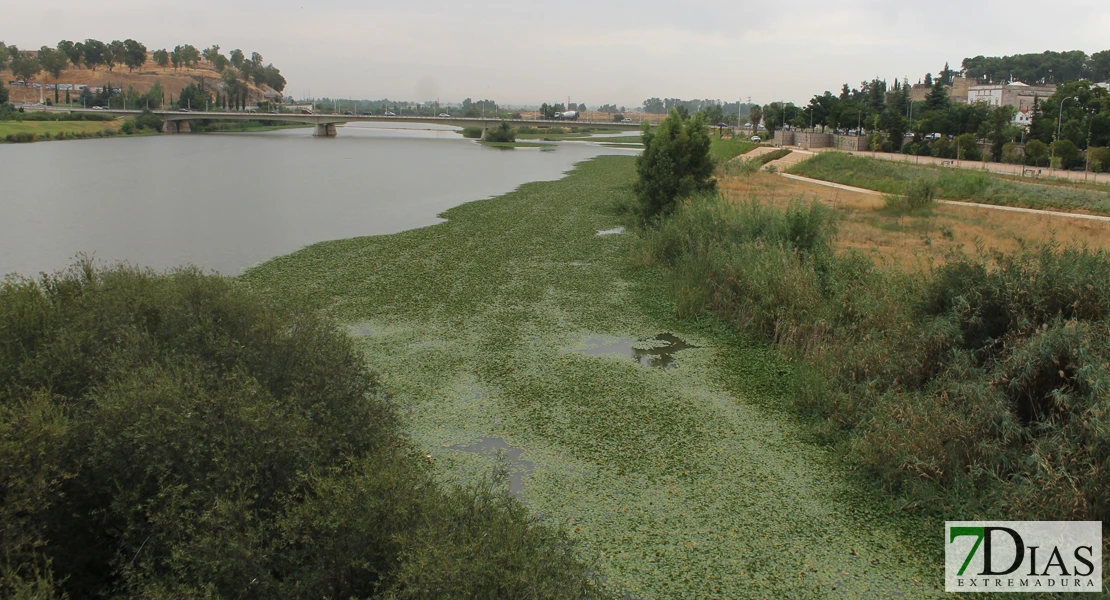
[0,123,635,278]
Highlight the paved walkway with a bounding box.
[780,173,1110,223]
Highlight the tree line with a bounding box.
[769,72,1109,170]
[962,49,1110,85]
[0,40,286,108]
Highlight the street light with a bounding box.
[1056,96,1076,141]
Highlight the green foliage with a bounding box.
[0,80,8,105]
[482,121,516,143]
[177,82,211,111]
[708,136,758,165]
[642,193,1110,524]
[1000,141,1023,164]
[460,126,482,139]
[954,133,980,160]
[1051,139,1081,169]
[152,48,169,68]
[634,110,716,220]
[0,263,601,599]
[1088,146,1110,173]
[1024,139,1049,166]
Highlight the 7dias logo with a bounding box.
[946,521,1102,592]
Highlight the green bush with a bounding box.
[634,110,716,220]
[461,126,482,139]
[1050,139,1081,169]
[641,194,1110,524]
[0,263,602,599]
[1024,139,1049,166]
[1001,142,1023,164]
[1086,146,1110,173]
[120,119,136,134]
[483,121,516,143]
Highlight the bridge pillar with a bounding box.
[161,121,178,134]
[314,123,338,137]
[177,121,191,133]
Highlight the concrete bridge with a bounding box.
[31,106,647,137]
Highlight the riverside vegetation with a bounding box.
[244,133,940,596]
[636,112,1110,532]
[0,262,602,598]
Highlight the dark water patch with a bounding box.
[450,437,533,496]
[577,333,700,369]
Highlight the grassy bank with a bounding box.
[790,151,1110,214]
[709,137,759,163]
[244,156,939,598]
[639,192,1110,529]
[0,120,120,142]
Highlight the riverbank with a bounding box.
[242,155,940,598]
[0,119,121,142]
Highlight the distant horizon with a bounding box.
[7,0,1109,106]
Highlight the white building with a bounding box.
[968,81,1057,111]
[1012,109,1034,130]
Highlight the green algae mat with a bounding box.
[243,156,942,598]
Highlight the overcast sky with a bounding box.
[8,0,1110,107]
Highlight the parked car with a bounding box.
[621,117,632,123]
[750,135,761,142]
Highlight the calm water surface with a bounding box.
[0,123,635,277]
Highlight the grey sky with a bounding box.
[9,0,1110,106]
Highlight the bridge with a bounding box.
[25,106,647,137]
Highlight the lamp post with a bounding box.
[1055,96,1073,141]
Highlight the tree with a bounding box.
[483,121,516,142]
[986,105,1016,161]
[1050,139,1081,169]
[57,40,82,69]
[923,79,950,112]
[576,103,586,112]
[170,46,183,71]
[10,53,41,83]
[633,110,716,220]
[924,73,933,87]
[212,53,229,72]
[0,80,8,105]
[82,39,107,71]
[642,97,664,114]
[251,51,263,67]
[202,44,220,64]
[106,40,125,72]
[153,48,169,69]
[123,39,146,72]
[0,42,9,72]
[181,44,201,69]
[749,104,762,131]
[1024,139,1049,166]
[229,48,245,69]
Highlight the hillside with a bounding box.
[3,52,282,105]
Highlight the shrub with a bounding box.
[1024,139,1049,166]
[137,110,163,131]
[0,263,602,599]
[955,133,980,160]
[641,195,1110,524]
[613,113,624,122]
[461,126,482,139]
[1050,139,1081,169]
[1086,146,1110,173]
[1001,142,1024,164]
[483,121,516,143]
[120,119,136,134]
[634,109,716,220]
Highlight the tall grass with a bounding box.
[641,193,1110,523]
[791,151,1110,214]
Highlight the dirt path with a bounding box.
[781,172,1110,222]
[824,148,1110,185]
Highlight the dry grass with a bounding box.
[719,171,1110,266]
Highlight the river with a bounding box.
[0,122,635,278]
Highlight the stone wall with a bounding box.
[833,135,868,151]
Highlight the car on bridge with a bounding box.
[621,118,632,123]
[438,113,450,117]
[384,111,396,116]
[300,109,313,114]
